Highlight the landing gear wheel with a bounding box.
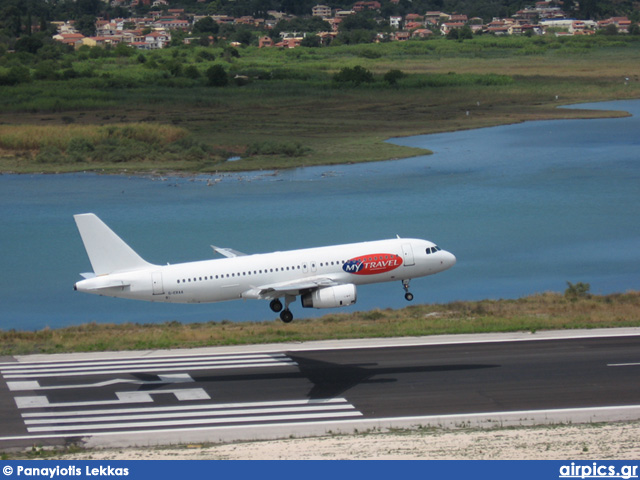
[280,309,293,323]
[270,299,283,313]
[401,279,413,301]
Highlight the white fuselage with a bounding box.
[75,238,456,305]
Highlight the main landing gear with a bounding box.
[402,279,414,302]
[270,297,294,323]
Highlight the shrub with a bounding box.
[384,69,405,86]
[66,137,94,162]
[246,141,311,157]
[564,281,591,301]
[35,146,63,164]
[332,65,374,86]
[0,65,32,85]
[206,64,228,87]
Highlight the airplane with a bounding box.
[73,213,456,323]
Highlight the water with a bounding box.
[1,100,638,330]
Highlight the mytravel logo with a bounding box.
[343,253,402,275]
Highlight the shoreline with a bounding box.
[0,101,631,177]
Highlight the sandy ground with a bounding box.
[48,422,640,460]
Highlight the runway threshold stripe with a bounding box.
[22,398,350,417]
[3,361,298,379]
[1,353,289,372]
[2,357,293,375]
[26,411,364,433]
[24,404,357,425]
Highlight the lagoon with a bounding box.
[1,100,638,330]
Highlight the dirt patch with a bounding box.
[48,422,640,460]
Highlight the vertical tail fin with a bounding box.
[74,213,153,275]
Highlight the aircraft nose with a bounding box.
[442,250,456,270]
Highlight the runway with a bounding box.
[1,328,639,450]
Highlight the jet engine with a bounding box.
[301,284,357,309]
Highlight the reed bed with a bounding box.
[0,123,189,151]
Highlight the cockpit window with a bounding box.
[426,246,442,254]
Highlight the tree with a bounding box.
[206,64,228,86]
[184,65,200,79]
[339,11,378,32]
[459,25,473,40]
[600,23,619,35]
[75,15,96,37]
[384,69,405,86]
[232,27,253,46]
[193,16,219,35]
[301,34,320,48]
[333,65,374,86]
[14,35,43,54]
[0,65,31,85]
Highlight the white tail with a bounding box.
[74,213,153,275]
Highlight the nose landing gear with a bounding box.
[402,279,414,301]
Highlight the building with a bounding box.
[312,5,332,18]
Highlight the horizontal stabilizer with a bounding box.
[211,245,247,258]
[92,279,131,290]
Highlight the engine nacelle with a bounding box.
[301,284,357,309]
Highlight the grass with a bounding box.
[1,36,640,173]
[1,291,638,355]
[0,123,188,150]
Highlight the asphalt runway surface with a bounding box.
[1,329,639,450]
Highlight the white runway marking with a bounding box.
[1,353,297,379]
[18,397,361,434]
[8,373,195,391]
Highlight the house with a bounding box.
[389,16,402,29]
[312,5,332,18]
[317,31,337,45]
[259,36,273,48]
[393,31,410,41]
[53,33,85,46]
[440,22,465,35]
[335,10,355,18]
[405,13,424,23]
[405,21,423,31]
[81,36,114,48]
[155,19,190,30]
[411,28,433,39]
[425,12,443,26]
[145,31,170,48]
[353,1,381,12]
[275,37,302,48]
[450,14,468,23]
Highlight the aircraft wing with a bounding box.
[242,277,339,300]
[210,245,247,258]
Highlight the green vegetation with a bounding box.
[565,281,591,301]
[0,35,640,174]
[1,292,638,355]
